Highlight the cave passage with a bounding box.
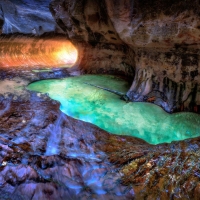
[0,36,78,69]
[28,75,200,145]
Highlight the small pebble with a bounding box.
[2,161,7,166]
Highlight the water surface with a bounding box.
[28,75,200,144]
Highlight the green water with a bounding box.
[27,75,200,145]
[32,69,53,73]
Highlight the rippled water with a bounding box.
[28,75,200,144]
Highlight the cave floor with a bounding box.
[0,69,200,200]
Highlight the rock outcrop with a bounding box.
[0,73,200,199]
[0,89,135,199]
[0,0,63,35]
[50,0,200,113]
[49,0,135,77]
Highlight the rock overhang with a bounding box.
[50,0,200,113]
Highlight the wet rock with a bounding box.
[104,136,200,199]
[0,0,62,34]
[0,71,200,199]
[0,89,134,199]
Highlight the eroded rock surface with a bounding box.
[0,0,63,34]
[0,75,200,199]
[50,0,200,113]
[105,136,200,200]
[0,92,134,199]
[49,0,135,78]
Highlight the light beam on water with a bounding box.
[45,113,63,156]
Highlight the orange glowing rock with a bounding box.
[0,36,78,69]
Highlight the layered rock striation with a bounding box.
[50,0,200,113]
[49,0,135,77]
[0,0,63,35]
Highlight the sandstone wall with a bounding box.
[50,0,200,113]
[49,0,135,77]
[0,0,62,34]
[106,0,200,112]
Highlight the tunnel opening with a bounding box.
[0,34,78,69]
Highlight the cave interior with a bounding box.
[0,0,200,199]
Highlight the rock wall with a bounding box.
[49,0,135,77]
[0,0,63,34]
[50,0,200,113]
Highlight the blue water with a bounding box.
[28,75,200,145]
